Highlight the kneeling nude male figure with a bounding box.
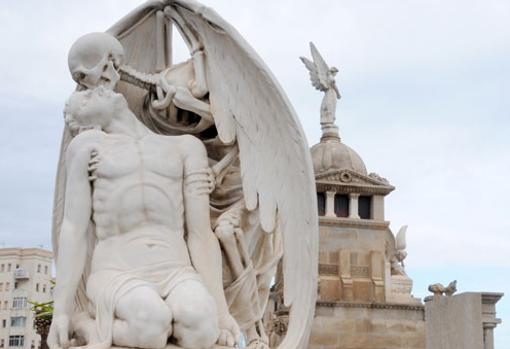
[49,87,239,349]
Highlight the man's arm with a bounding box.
[180,135,239,345]
[49,135,95,349]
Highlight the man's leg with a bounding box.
[165,279,219,349]
[113,286,172,349]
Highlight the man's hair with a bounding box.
[63,90,94,134]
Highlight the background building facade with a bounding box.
[267,111,426,349]
[0,248,53,349]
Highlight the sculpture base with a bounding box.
[111,345,233,349]
[388,275,422,305]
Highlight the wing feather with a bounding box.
[309,42,330,89]
[300,56,326,92]
[174,3,318,348]
[396,225,408,251]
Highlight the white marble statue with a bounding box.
[49,1,318,349]
[390,225,408,276]
[300,42,341,134]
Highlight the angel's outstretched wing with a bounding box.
[172,4,318,349]
[300,56,325,92]
[396,225,408,251]
[300,42,330,92]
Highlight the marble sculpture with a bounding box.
[48,1,318,349]
[300,42,341,136]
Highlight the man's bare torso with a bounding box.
[79,130,192,271]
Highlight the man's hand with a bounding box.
[47,314,71,349]
[217,313,241,347]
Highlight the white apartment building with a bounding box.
[0,248,53,349]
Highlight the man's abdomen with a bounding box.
[93,175,184,238]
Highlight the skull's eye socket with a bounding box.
[103,64,108,72]
[73,72,86,82]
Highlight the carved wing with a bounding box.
[105,1,318,348]
[173,2,319,348]
[396,225,408,251]
[309,42,330,91]
[300,56,326,92]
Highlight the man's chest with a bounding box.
[94,136,183,180]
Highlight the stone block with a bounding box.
[353,279,372,301]
[425,293,483,349]
[309,331,338,346]
[319,277,340,301]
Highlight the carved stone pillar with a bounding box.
[370,251,385,302]
[481,292,504,349]
[483,323,495,349]
[339,249,353,301]
[349,193,360,219]
[325,191,336,217]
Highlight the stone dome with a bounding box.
[310,135,367,175]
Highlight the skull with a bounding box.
[68,32,124,90]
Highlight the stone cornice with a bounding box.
[0,248,53,258]
[319,216,390,230]
[315,169,394,195]
[316,300,424,311]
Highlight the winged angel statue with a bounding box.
[300,43,340,128]
[49,1,318,349]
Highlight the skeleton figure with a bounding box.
[300,42,341,127]
[391,225,408,276]
[51,2,318,349]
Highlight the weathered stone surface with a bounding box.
[425,292,504,349]
[312,304,425,349]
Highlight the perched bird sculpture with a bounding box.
[444,280,457,296]
[428,283,445,297]
[427,280,457,300]
[300,42,341,134]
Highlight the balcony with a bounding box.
[13,269,29,279]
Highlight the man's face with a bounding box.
[79,87,118,128]
[65,87,120,131]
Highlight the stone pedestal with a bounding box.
[388,275,421,305]
[424,292,503,349]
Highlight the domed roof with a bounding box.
[310,135,367,175]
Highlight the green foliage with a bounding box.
[29,300,54,320]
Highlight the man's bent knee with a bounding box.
[174,316,219,349]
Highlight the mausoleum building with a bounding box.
[268,110,426,349]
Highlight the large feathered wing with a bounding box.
[396,225,408,251]
[170,2,319,348]
[300,56,326,92]
[310,42,330,90]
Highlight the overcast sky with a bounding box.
[0,0,509,346]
